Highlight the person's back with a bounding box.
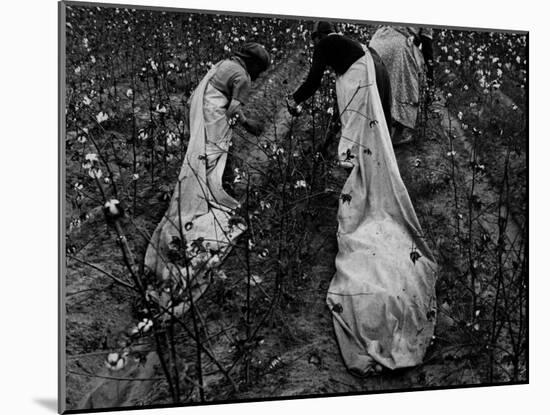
[369,25,433,144]
[209,58,252,105]
[311,34,365,75]
[293,34,364,103]
[292,32,392,132]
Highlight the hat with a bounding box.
[235,42,271,72]
[312,21,335,37]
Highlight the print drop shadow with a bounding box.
[34,398,57,413]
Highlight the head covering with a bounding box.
[312,21,336,37]
[235,42,271,72]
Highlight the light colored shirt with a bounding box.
[209,57,251,105]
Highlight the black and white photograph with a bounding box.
[57,0,531,413]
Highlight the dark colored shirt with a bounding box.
[209,57,251,104]
[293,34,365,104]
[293,34,392,131]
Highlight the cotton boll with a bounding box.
[103,199,123,221]
[107,353,119,364]
[105,352,127,371]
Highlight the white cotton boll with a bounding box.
[166,132,178,147]
[107,353,119,364]
[138,130,148,140]
[137,318,153,333]
[113,356,126,371]
[294,180,307,189]
[88,168,103,179]
[155,104,167,113]
[143,319,153,332]
[96,111,109,123]
[104,199,121,216]
[105,351,127,371]
[85,153,98,162]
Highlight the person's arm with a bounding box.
[292,43,328,104]
[224,71,264,136]
[226,100,263,136]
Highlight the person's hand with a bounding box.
[244,118,264,136]
[286,95,302,117]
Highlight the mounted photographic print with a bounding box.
[59,1,528,413]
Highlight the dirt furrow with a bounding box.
[433,95,524,260]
